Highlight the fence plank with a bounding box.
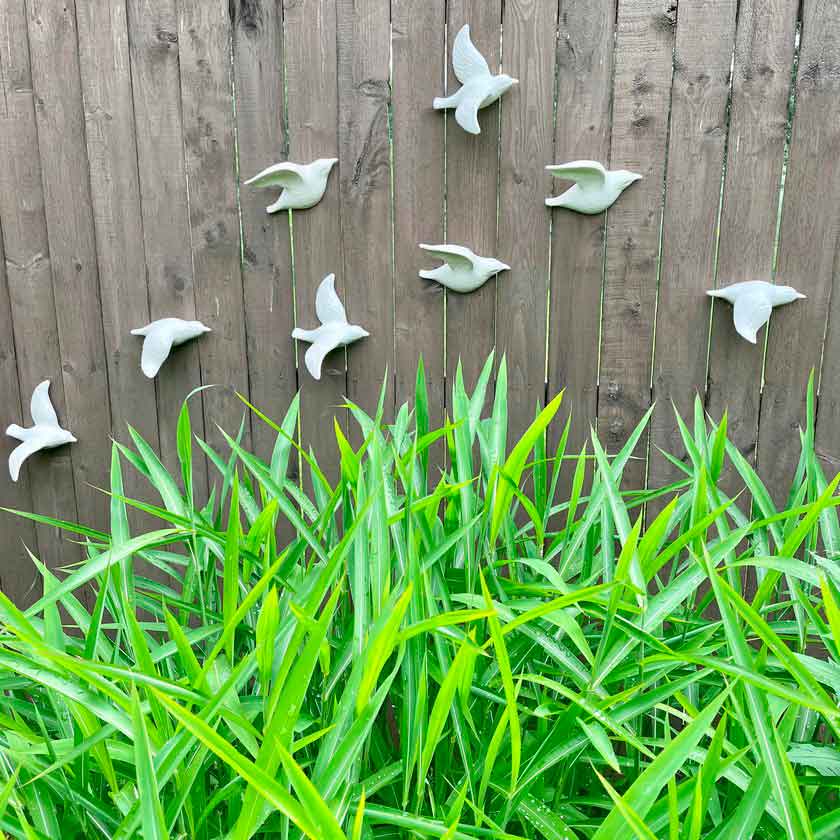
[392,0,446,429]
[648,0,737,493]
[178,0,251,463]
[496,0,556,443]
[705,0,798,498]
[126,0,208,498]
[26,0,111,539]
[547,0,616,485]
[598,0,676,490]
[759,0,840,505]
[74,0,161,522]
[0,226,38,603]
[445,1,501,392]
[282,0,344,485]
[0,0,77,575]
[231,0,297,463]
[335,0,393,427]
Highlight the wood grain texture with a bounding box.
[392,0,446,429]
[445,0,501,392]
[0,0,77,574]
[74,0,161,522]
[335,0,393,428]
[547,0,616,484]
[283,0,344,483]
[178,0,251,462]
[126,0,208,499]
[0,224,38,604]
[26,0,111,537]
[496,0,556,443]
[759,0,840,505]
[231,0,297,463]
[705,0,798,496]
[648,0,737,492]
[598,0,676,490]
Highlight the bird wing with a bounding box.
[140,329,175,378]
[545,161,607,189]
[419,244,475,273]
[30,381,59,427]
[315,274,348,325]
[244,162,304,188]
[733,294,773,343]
[454,90,483,135]
[305,336,339,381]
[9,437,42,482]
[452,25,492,84]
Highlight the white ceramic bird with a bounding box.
[6,380,76,482]
[545,160,642,214]
[245,158,338,213]
[433,24,518,135]
[292,274,369,380]
[707,281,806,344]
[131,318,211,378]
[419,244,510,293]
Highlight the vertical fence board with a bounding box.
[231,0,297,463]
[547,0,616,481]
[26,0,111,538]
[74,0,161,519]
[126,0,208,498]
[648,0,737,493]
[0,0,77,575]
[0,227,38,603]
[445,1,501,391]
[392,0,446,428]
[283,0,344,483]
[335,0,393,426]
[758,0,840,505]
[705,0,798,497]
[178,0,251,463]
[598,0,676,490]
[496,0,556,442]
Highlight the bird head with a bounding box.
[315,158,339,175]
[347,325,370,342]
[774,285,807,304]
[616,170,643,190]
[59,430,78,445]
[495,74,518,96]
[189,321,212,334]
[489,259,511,275]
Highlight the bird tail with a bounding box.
[6,424,28,442]
[433,94,458,110]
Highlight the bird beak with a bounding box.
[796,292,807,299]
[68,435,78,443]
[203,325,213,333]
[498,263,511,273]
[511,78,519,85]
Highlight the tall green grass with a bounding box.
[0,354,839,839]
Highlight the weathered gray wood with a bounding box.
[74,0,161,526]
[445,0,501,392]
[598,0,677,490]
[26,0,111,538]
[649,0,737,494]
[547,0,616,488]
[759,0,840,505]
[0,0,77,575]
[335,0,393,429]
[231,0,297,463]
[178,0,252,463]
[495,0,556,444]
[125,0,209,499]
[392,0,446,431]
[283,0,344,483]
[0,224,38,604]
[705,0,798,496]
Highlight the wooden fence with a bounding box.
[1,0,839,601]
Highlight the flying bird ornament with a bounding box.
[245,158,338,213]
[433,24,518,135]
[131,318,212,378]
[419,244,510,293]
[707,281,806,344]
[292,274,369,380]
[6,380,76,482]
[545,160,642,214]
